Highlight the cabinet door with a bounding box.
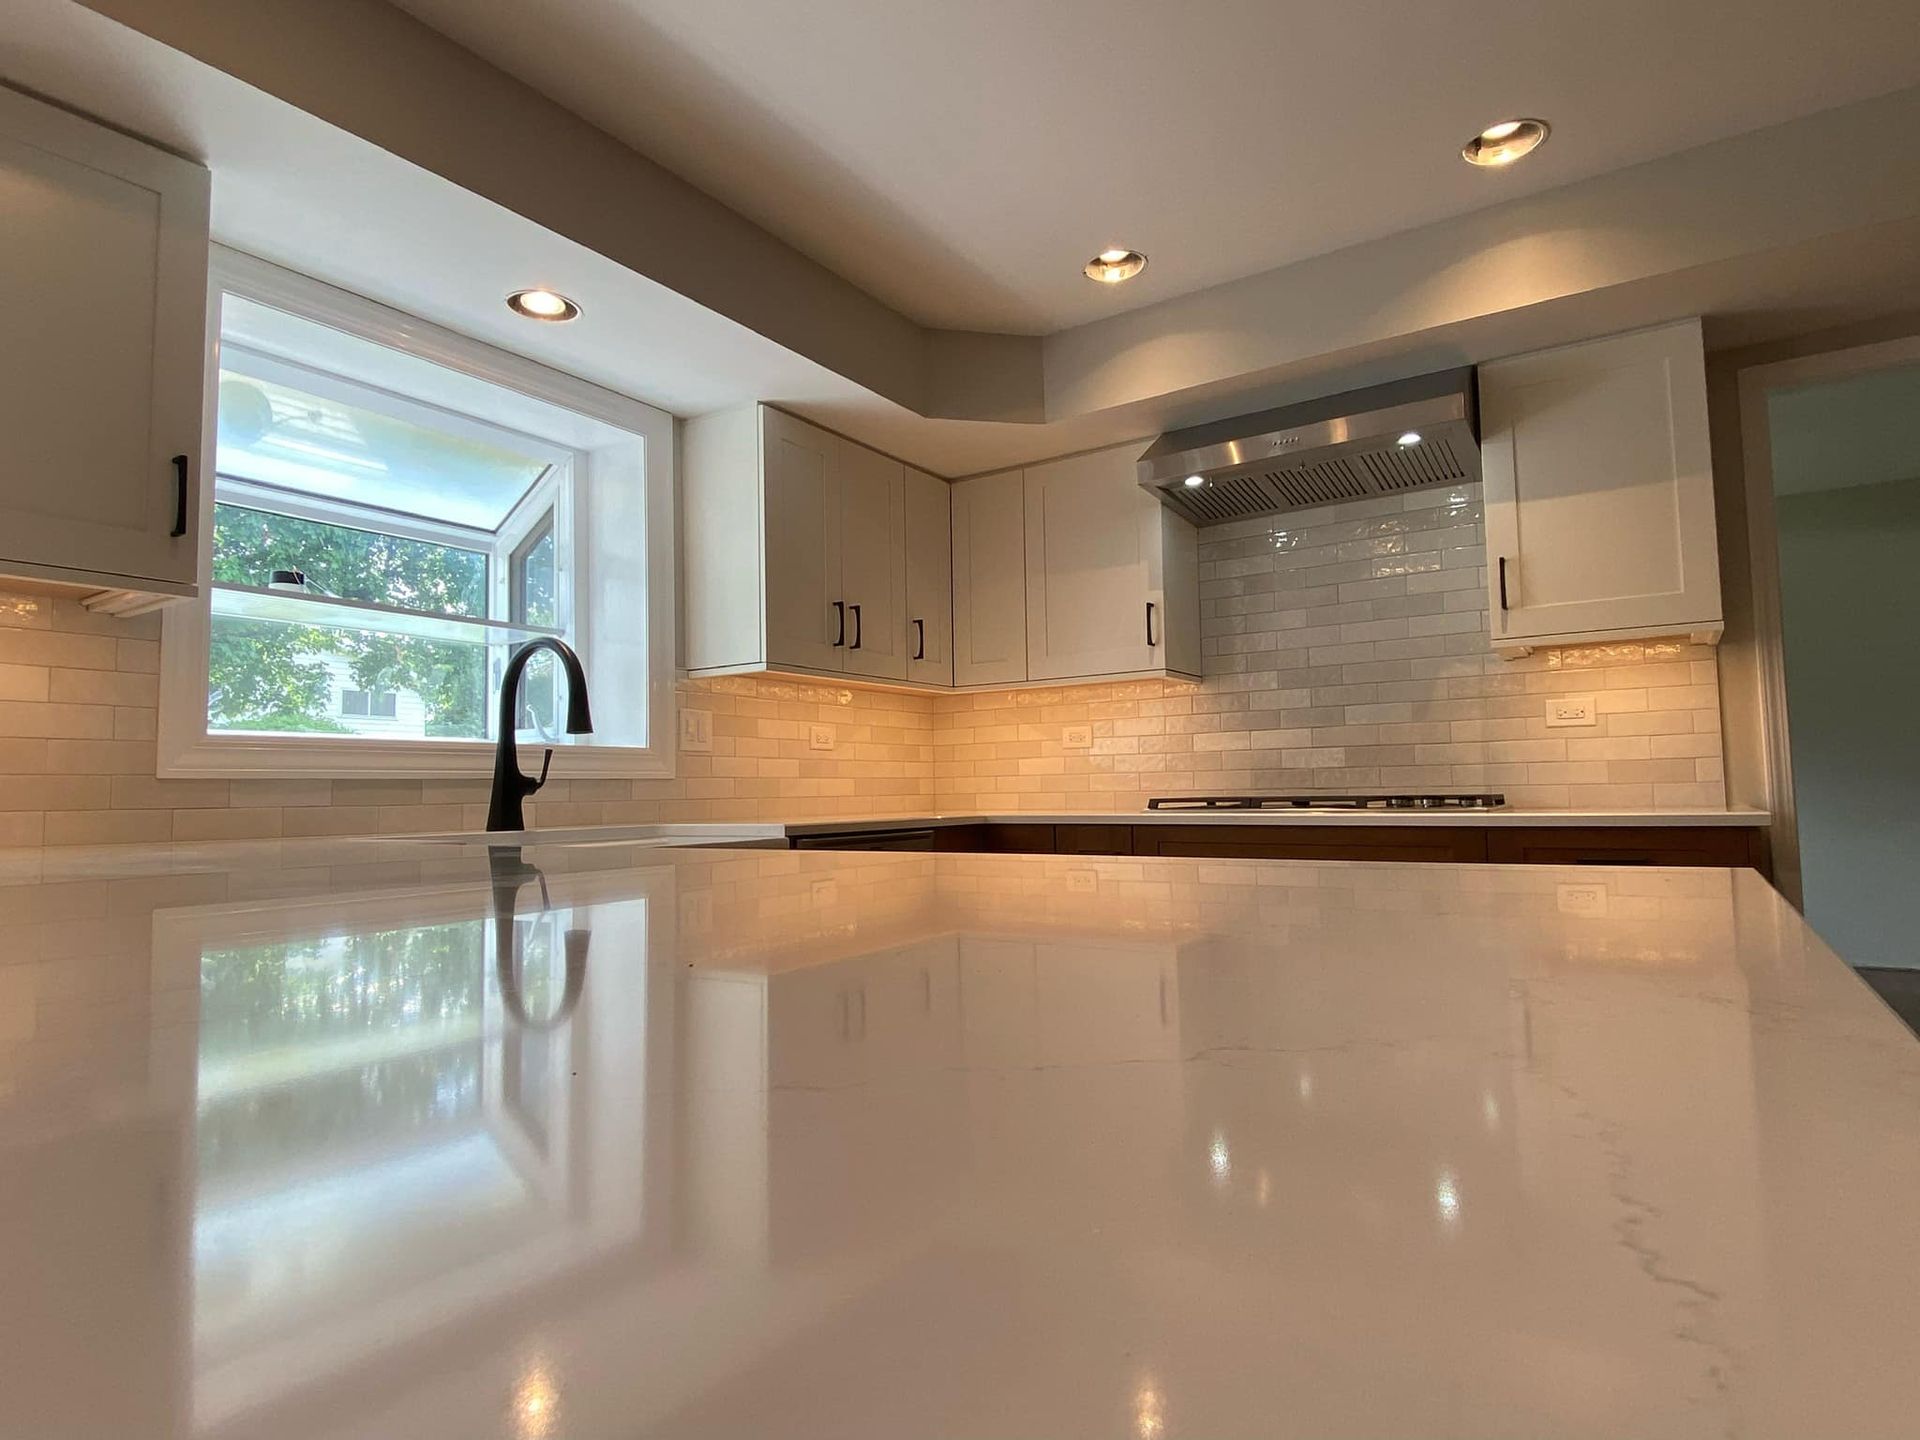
[951,469,1028,686]
[837,439,908,680]
[761,409,843,672]
[1024,446,1161,680]
[1132,825,1490,863]
[0,87,208,591]
[904,467,953,686]
[1481,321,1722,647]
[1159,508,1202,678]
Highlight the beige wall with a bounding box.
[1,485,1726,846]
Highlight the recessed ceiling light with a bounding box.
[507,288,582,321]
[1461,118,1549,168]
[1084,248,1148,284]
[1397,431,1422,447]
[1182,474,1206,488]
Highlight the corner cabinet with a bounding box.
[0,85,210,605]
[686,414,1198,692]
[951,469,1028,687]
[1480,319,1723,656]
[684,406,925,683]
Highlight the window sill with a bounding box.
[157,732,674,781]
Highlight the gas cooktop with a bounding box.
[1146,794,1506,812]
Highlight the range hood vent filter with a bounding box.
[1138,369,1480,527]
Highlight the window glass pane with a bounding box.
[209,613,489,741]
[511,519,562,738]
[517,527,557,628]
[213,503,488,619]
[216,362,550,530]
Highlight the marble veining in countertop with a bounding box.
[1,842,1910,1439]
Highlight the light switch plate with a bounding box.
[679,707,713,753]
[809,723,836,751]
[1545,694,1597,727]
[1062,723,1093,750]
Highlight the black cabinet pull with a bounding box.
[849,604,862,650]
[169,454,189,537]
[1146,601,1158,647]
[912,618,925,661]
[832,600,845,646]
[1497,556,1510,612]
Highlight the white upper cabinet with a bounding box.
[1023,445,1201,682]
[1480,320,1723,655]
[904,467,953,686]
[686,415,1199,691]
[836,439,908,681]
[760,408,844,673]
[0,85,210,598]
[684,406,909,680]
[951,469,1028,687]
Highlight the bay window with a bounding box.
[160,251,675,778]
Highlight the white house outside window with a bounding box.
[159,251,676,780]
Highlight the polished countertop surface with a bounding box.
[1,840,1910,1439]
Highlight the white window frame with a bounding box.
[160,250,676,780]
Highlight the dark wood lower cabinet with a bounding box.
[799,821,1771,877]
[1130,824,1489,864]
[1484,826,1770,874]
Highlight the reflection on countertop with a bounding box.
[1,842,1916,1439]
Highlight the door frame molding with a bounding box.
[1733,333,1920,907]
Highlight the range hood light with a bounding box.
[1135,369,1481,527]
[1461,118,1549,167]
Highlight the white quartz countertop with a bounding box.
[2,842,1911,1439]
[783,806,1771,833]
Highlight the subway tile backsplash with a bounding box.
[0,481,1723,846]
[935,483,1725,813]
[0,592,936,844]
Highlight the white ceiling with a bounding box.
[388,0,1920,334]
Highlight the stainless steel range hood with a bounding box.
[1137,369,1480,527]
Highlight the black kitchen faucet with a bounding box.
[487,637,594,832]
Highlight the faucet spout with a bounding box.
[487,637,593,832]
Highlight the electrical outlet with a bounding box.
[1065,868,1098,894]
[1557,882,1609,917]
[1062,723,1093,750]
[1545,695,1597,727]
[678,707,713,753]
[809,723,836,751]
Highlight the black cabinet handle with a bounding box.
[850,604,862,650]
[912,618,925,661]
[832,600,845,646]
[1497,556,1510,612]
[169,454,189,537]
[1146,601,1158,647]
